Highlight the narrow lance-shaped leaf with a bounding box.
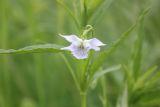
[93,64,121,81]
[89,0,113,26]
[56,0,80,29]
[144,70,160,89]
[132,8,150,79]
[89,8,150,76]
[99,76,107,107]
[90,65,121,90]
[133,65,158,91]
[116,83,128,107]
[0,44,63,54]
[122,65,135,90]
[88,0,104,18]
[90,23,136,76]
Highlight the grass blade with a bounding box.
[132,8,150,79]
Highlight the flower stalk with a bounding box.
[81,25,93,38]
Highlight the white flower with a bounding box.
[61,34,106,59]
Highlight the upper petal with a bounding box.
[85,38,106,51]
[87,38,106,47]
[60,34,82,43]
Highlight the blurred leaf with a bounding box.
[88,0,104,16]
[90,22,136,76]
[138,99,160,107]
[133,88,160,107]
[143,70,160,90]
[116,83,128,107]
[132,8,150,79]
[0,44,63,54]
[93,65,121,81]
[20,98,36,107]
[56,0,80,29]
[99,76,107,107]
[133,65,157,91]
[89,0,113,26]
[122,65,134,89]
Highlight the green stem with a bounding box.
[100,76,107,107]
[0,0,11,107]
[61,54,80,91]
[80,92,87,107]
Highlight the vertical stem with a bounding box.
[80,1,89,107]
[100,76,107,107]
[61,54,80,91]
[80,92,87,107]
[0,0,11,107]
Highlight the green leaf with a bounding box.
[93,65,121,81]
[0,44,63,54]
[122,65,135,89]
[132,8,150,79]
[90,23,136,76]
[116,83,128,107]
[134,88,160,107]
[89,0,113,26]
[143,70,160,90]
[133,65,158,91]
[56,0,80,29]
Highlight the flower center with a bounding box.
[79,42,85,49]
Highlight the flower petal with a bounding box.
[61,43,77,51]
[60,34,81,43]
[91,46,100,51]
[86,38,105,51]
[61,43,90,59]
[88,38,106,46]
[71,48,89,59]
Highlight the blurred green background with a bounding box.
[0,0,160,107]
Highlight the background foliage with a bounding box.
[0,0,160,107]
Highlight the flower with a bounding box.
[61,34,106,59]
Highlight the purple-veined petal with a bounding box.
[71,47,90,59]
[61,43,90,59]
[60,34,82,43]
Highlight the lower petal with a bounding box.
[71,49,89,59]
